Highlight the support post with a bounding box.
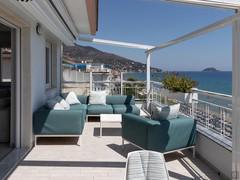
[146,53,151,108]
[90,71,93,93]
[232,16,240,180]
[121,72,123,95]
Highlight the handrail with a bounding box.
[192,88,232,101]
[194,99,232,111]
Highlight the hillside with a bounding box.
[63,45,161,72]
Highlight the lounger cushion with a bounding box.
[87,104,113,115]
[112,104,140,115]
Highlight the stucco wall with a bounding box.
[196,133,232,179]
[31,27,62,112]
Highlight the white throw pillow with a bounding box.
[47,99,65,110]
[89,91,106,105]
[152,103,180,120]
[55,96,70,110]
[53,103,65,110]
[65,92,80,105]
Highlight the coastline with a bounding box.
[124,71,232,95]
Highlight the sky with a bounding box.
[80,0,234,71]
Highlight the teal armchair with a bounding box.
[122,113,197,155]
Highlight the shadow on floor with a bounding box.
[19,160,126,168]
[36,137,79,145]
[94,127,122,136]
[165,150,221,180]
[107,143,140,158]
[88,117,100,122]
[168,171,193,180]
[0,143,12,161]
[164,151,187,162]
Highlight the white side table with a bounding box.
[100,114,122,137]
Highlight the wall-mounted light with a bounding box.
[36,23,43,35]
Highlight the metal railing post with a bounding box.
[191,100,195,119]
[121,72,123,95]
[90,71,93,92]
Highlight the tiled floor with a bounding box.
[8,122,222,180]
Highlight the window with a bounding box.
[0,48,12,82]
[45,42,52,88]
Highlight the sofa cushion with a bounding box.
[77,95,89,104]
[112,104,140,115]
[70,104,87,111]
[106,95,135,105]
[33,107,85,135]
[148,115,196,152]
[70,104,87,121]
[87,104,113,115]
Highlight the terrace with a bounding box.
[5,0,240,179]
[8,73,232,179]
[9,123,220,180]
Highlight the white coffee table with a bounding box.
[100,114,122,137]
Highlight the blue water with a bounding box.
[124,71,232,95]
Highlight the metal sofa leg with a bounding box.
[77,135,81,146]
[122,138,125,151]
[193,146,196,158]
[34,136,37,146]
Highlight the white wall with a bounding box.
[0,1,63,148]
[196,133,232,179]
[31,26,62,112]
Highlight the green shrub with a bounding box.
[162,73,197,93]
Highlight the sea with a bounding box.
[124,71,232,95]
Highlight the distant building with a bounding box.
[86,63,111,73]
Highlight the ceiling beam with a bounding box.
[146,13,240,53]
[76,36,155,50]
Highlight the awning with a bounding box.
[166,0,240,9]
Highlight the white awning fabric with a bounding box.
[166,0,240,9]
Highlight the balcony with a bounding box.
[38,71,232,179]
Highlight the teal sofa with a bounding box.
[122,113,197,155]
[33,95,140,145]
[74,95,140,119]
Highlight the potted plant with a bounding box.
[161,73,198,103]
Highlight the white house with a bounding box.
[0,0,98,177]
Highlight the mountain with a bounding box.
[202,67,220,72]
[63,45,161,72]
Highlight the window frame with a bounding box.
[45,42,52,89]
